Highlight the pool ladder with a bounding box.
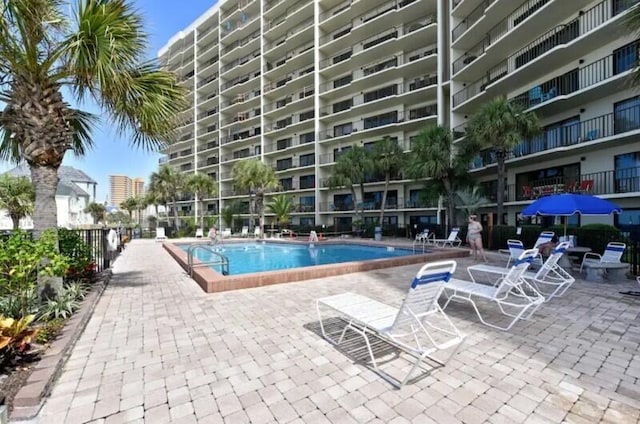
[187,244,230,276]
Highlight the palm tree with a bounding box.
[406,126,473,228]
[231,159,279,238]
[221,201,243,233]
[186,173,218,230]
[466,97,540,222]
[327,145,373,224]
[151,165,185,229]
[372,137,405,226]
[84,202,106,225]
[0,0,186,239]
[455,186,491,223]
[0,174,35,229]
[134,196,147,226]
[267,194,294,229]
[145,181,165,223]
[120,197,138,221]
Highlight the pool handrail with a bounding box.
[187,244,230,276]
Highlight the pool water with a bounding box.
[181,242,419,276]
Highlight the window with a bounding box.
[614,152,640,193]
[298,196,315,212]
[280,178,293,190]
[300,217,315,227]
[333,146,351,161]
[363,85,397,103]
[363,111,397,129]
[333,74,352,89]
[614,96,640,134]
[276,158,292,171]
[276,138,292,150]
[299,153,315,167]
[299,110,314,121]
[544,116,580,149]
[332,99,353,113]
[333,122,353,137]
[333,194,352,211]
[300,132,315,143]
[614,42,639,75]
[299,175,315,189]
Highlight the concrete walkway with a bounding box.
[33,239,640,423]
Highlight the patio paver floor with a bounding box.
[33,239,640,423]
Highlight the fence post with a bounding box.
[102,228,110,270]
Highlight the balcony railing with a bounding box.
[470,103,640,169]
[453,0,639,107]
[511,45,637,110]
[452,0,496,42]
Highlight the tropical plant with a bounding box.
[84,202,106,225]
[144,186,164,223]
[327,145,373,223]
[0,174,35,229]
[105,210,132,225]
[0,287,39,320]
[221,202,242,232]
[0,0,186,238]
[455,186,491,222]
[58,229,95,284]
[0,230,68,311]
[147,215,158,228]
[0,314,38,366]
[372,137,405,226]
[133,196,147,226]
[150,166,186,229]
[267,194,294,228]
[465,97,540,222]
[231,159,280,238]
[406,126,474,228]
[120,197,138,220]
[186,173,218,230]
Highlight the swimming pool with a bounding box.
[180,242,417,275]
[164,240,468,293]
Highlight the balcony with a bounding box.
[511,44,637,113]
[453,0,639,109]
[469,103,640,170]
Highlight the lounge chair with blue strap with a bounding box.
[316,261,464,387]
[442,249,545,331]
[580,242,626,272]
[468,242,574,300]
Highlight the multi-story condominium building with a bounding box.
[109,175,145,207]
[159,0,640,231]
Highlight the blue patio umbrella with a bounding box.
[521,193,622,236]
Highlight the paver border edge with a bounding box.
[9,269,114,422]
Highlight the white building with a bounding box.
[158,0,640,231]
[2,164,98,229]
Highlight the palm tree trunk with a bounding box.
[256,192,265,239]
[30,165,62,298]
[171,198,179,228]
[379,174,390,225]
[10,214,20,230]
[496,155,506,224]
[200,198,205,230]
[30,165,59,237]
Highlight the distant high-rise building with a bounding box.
[109,175,145,207]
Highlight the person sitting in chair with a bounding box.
[538,235,558,258]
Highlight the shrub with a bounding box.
[35,318,65,344]
[38,284,85,321]
[0,287,39,319]
[0,230,68,317]
[58,229,95,285]
[0,315,38,367]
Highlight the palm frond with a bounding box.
[66,108,98,157]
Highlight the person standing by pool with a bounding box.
[208,226,217,243]
[467,215,487,262]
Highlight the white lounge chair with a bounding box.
[221,228,232,238]
[499,239,525,267]
[240,226,249,237]
[442,249,545,331]
[253,226,261,238]
[195,228,204,238]
[155,227,167,241]
[468,242,574,300]
[533,231,555,249]
[316,261,464,387]
[412,230,434,253]
[433,227,462,248]
[580,242,626,272]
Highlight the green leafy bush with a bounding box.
[0,230,68,318]
[35,318,66,344]
[0,287,39,319]
[38,283,85,321]
[58,229,96,285]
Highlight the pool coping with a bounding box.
[163,239,470,293]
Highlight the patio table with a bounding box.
[558,246,591,270]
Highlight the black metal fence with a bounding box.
[67,227,134,273]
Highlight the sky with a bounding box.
[1,0,216,204]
